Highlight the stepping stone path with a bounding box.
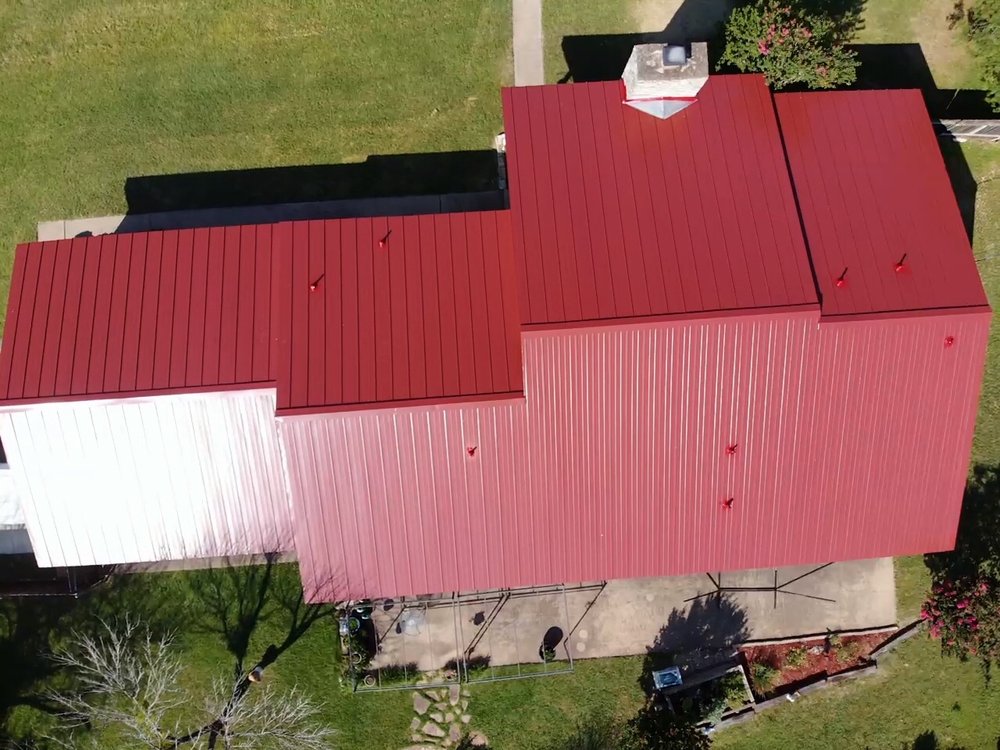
[406,685,485,748]
[413,694,431,715]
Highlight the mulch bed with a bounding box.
[740,632,884,696]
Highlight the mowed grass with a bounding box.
[714,635,1000,750]
[0,0,512,315]
[3,565,645,749]
[4,1,1000,749]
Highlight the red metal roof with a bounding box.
[0,226,276,403]
[775,89,989,318]
[0,77,990,603]
[273,212,523,414]
[284,309,990,601]
[501,76,819,327]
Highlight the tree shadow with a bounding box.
[904,729,969,750]
[187,553,281,671]
[639,594,750,695]
[187,556,337,675]
[0,570,183,742]
[925,464,1000,584]
[168,559,339,746]
[800,0,867,39]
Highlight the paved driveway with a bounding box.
[370,558,896,672]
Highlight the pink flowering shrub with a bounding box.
[923,465,1000,680]
[922,577,1000,677]
[719,1,858,89]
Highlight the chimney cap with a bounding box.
[663,45,688,67]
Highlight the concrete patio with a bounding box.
[368,558,896,674]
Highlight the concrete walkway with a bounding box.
[370,559,896,672]
[512,0,544,85]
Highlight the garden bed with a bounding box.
[741,633,884,697]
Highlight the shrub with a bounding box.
[720,671,749,710]
[750,661,780,694]
[922,575,1000,678]
[784,646,809,668]
[966,0,1000,111]
[698,672,748,725]
[718,0,859,89]
[836,639,864,664]
[923,466,1000,680]
[618,703,712,750]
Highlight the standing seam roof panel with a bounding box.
[502,76,819,327]
[274,212,523,414]
[774,89,988,317]
[0,226,278,405]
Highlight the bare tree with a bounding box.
[45,618,334,750]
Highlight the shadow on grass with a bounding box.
[555,0,734,83]
[118,149,503,229]
[0,571,184,743]
[639,594,749,695]
[187,557,337,678]
[169,559,338,746]
[925,464,1000,585]
[919,465,1000,685]
[903,729,969,750]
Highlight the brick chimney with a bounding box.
[621,42,709,119]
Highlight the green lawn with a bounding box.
[4,1,1000,749]
[715,635,1000,750]
[2,564,646,749]
[0,0,512,317]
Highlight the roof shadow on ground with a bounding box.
[118,149,505,232]
[555,0,735,83]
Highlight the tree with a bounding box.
[45,618,334,750]
[920,577,999,678]
[718,0,859,89]
[924,465,1000,680]
[966,0,1000,111]
[617,702,711,750]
